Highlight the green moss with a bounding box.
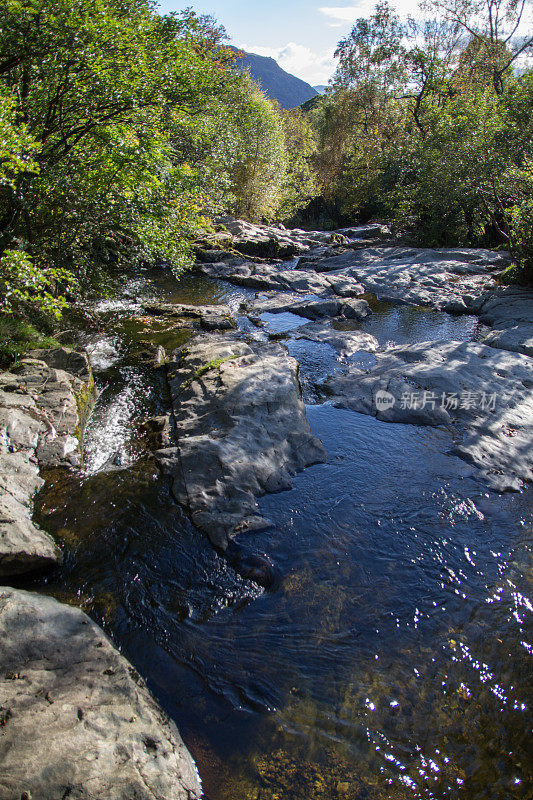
[499,262,532,286]
[74,371,96,444]
[0,314,61,367]
[178,354,240,394]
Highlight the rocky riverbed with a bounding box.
[1,218,531,799]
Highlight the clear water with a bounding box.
[33,267,532,800]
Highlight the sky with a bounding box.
[156,0,422,86]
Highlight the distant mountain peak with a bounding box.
[229,46,318,110]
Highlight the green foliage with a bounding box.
[0,0,238,279]
[508,172,533,283]
[0,313,59,365]
[309,0,533,265]
[0,92,40,186]
[0,0,317,345]
[0,249,71,316]
[276,109,318,220]
[230,84,287,220]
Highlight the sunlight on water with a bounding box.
[34,268,532,800]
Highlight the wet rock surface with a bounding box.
[321,339,532,490]
[186,224,532,495]
[142,301,237,332]
[248,292,371,322]
[294,322,379,357]
[0,586,202,800]
[0,351,94,577]
[156,333,327,549]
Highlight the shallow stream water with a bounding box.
[32,266,532,800]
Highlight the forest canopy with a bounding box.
[309,0,533,280]
[0,0,531,343]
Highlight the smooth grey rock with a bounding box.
[196,262,287,291]
[278,269,332,295]
[310,246,506,312]
[294,322,379,357]
[291,298,343,319]
[339,298,372,320]
[481,325,533,357]
[249,293,370,322]
[322,339,532,489]
[325,274,365,297]
[143,301,236,332]
[0,355,94,577]
[336,223,392,240]
[474,287,533,355]
[157,334,326,548]
[30,347,92,381]
[0,587,201,800]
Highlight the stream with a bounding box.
[31,264,532,800]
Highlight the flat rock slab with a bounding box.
[474,286,533,356]
[0,587,201,800]
[0,352,94,577]
[294,322,379,357]
[197,261,366,300]
[321,339,532,491]
[310,245,507,312]
[249,293,371,322]
[156,334,326,548]
[197,262,288,291]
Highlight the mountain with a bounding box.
[314,85,328,94]
[230,47,318,110]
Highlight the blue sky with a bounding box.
[156,0,533,85]
[156,0,420,85]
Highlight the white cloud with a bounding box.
[239,41,337,85]
[320,0,423,26]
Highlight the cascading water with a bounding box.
[34,265,532,800]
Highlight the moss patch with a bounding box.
[177,355,240,394]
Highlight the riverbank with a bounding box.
[0,350,202,799]
[1,219,531,799]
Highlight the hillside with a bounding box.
[230,46,318,109]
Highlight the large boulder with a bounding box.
[156,334,326,548]
[0,353,95,577]
[0,587,201,800]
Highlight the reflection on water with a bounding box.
[33,268,532,800]
[358,297,480,347]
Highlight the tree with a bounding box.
[426,0,533,94]
[276,108,318,220]
[0,0,242,290]
[230,84,286,220]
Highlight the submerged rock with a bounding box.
[0,352,94,577]
[156,333,326,549]
[0,587,201,800]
